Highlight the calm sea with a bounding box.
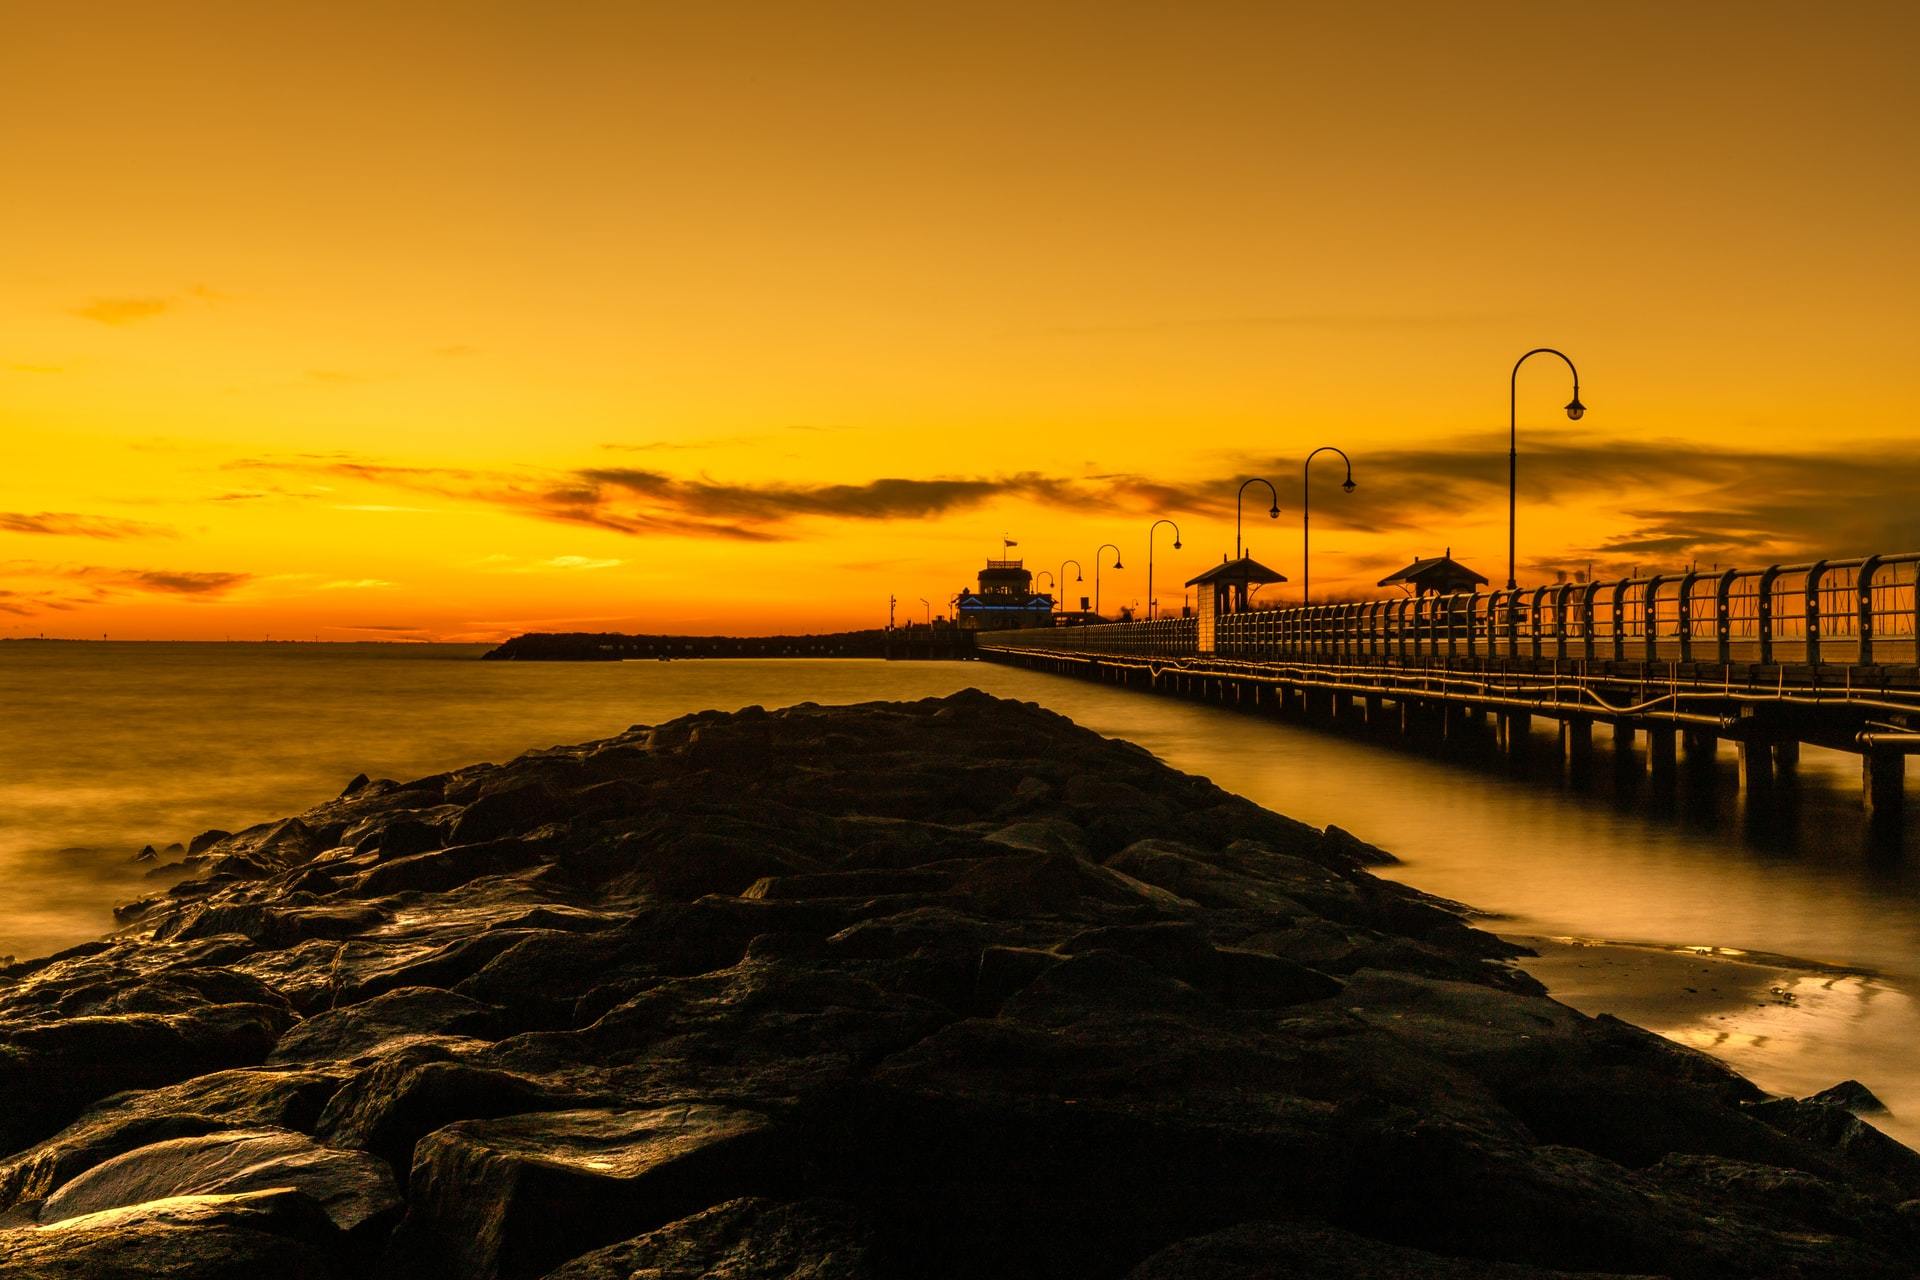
[4,641,1919,1142]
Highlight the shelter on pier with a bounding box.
[1187,554,1287,653]
[1378,551,1488,598]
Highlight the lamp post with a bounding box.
[1302,447,1356,604]
[919,597,931,626]
[1509,348,1586,591]
[1057,559,1083,614]
[1094,543,1123,619]
[1037,570,1055,595]
[1235,478,1280,559]
[1148,519,1182,620]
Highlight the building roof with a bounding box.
[957,593,1053,611]
[1377,555,1489,589]
[1185,555,1288,587]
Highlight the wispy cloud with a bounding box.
[112,569,252,596]
[222,435,1920,576]
[71,296,173,326]
[0,562,253,614]
[318,579,395,590]
[0,512,173,540]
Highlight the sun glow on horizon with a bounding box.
[4,2,1916,639]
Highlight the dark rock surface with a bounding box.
[1,691,1917,1278]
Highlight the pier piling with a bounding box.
[1864,751,1905,820]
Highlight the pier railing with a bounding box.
[977,552,1920,669]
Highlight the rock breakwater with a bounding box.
[2,691,1917,1278]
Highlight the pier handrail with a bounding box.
[976,551,1920,670]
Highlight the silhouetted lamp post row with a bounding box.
[1147,519,1181,620]
[1509,347,1586,592]
[1301,447,1356,604]
[1094,543,1123,618]
[955,350,1585,626]
[1057,559,1082,613]
[1235,477,1280,559]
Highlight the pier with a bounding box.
[977,552,1920,818]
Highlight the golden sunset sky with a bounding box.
[3,2,1916,639]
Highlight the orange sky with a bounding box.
[3,2,1916,639]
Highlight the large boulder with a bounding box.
[37,1128,399,1238]
[0,1188,341,1279]
[386,1105,788,1279]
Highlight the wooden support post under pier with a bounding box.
[1683,730,1717,771]
[1864,751,1904,821]
[1565,719,1594,780]
[1613,721,1637,750]
[1740,738,1775,793]
[1498,711,1531,757]
[1648,725,1677,784]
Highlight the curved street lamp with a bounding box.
[1057,559,1083,614]
[1302,447,1356,604]
[918,597,931,626]
[1236,478,1281,560]
[1510,348,1586,591]
[1036,570,1055,594]
[1148,518,1182,620]
[1094,543,1123,618]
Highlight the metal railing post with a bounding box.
[1675,570,1698,664]
[1806,560,1828,667]
[1612,579,1630,662]
[1758,565,1779,666]
[1859,555,1883,665]
[1715,569,1736,665]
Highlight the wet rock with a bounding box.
[0,1067,341,1211]
[541,1196,882,1279]
[341,773,372,798]
[0,1187,342,1279]
[268,985,498,1063]
[0,1002,293,1153]
[39,1128,400,1237]
[1807,1079,1891,1114]
[187,829,233,855]
[316,1056,577,1176]
[388,1105,786,1280]
[354,817,445,860]
[448,783,568,845]
[350,836,550,897]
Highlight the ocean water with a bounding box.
[4,641,1919,1142]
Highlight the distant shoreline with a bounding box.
[483,627,968,660]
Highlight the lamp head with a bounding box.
[1173,539,1182,550]
[1565,395,1586,421]
[1341,477,1357,493]
[1112,557,1124,569]
[1267,504,1280,519]
[1075,571,1084,582]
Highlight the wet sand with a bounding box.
[1517,935,1920,1148]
